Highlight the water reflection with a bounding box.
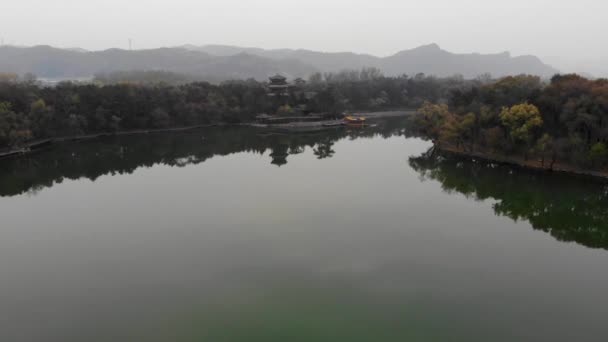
[409,149,608,250]
[0,119,411,197]
[2,119,608,342]
[3,118,608,251]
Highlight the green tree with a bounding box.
[588,142,608,168]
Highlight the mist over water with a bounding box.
[2,0,608,339]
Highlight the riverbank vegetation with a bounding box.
[0,70,480,150]
[413,74,608,172]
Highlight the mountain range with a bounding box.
[0,44,559,82]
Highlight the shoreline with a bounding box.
[248,110,414,131]
[437,144,608,182]
[0,124,224,160]
[348,110,417,118]
[0,110,416,161]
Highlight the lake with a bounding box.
[1,118,607,342]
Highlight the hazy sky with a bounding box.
[2,0,606,72]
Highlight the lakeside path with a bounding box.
[349,110,417,118]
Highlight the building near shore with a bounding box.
[267,74,289,97]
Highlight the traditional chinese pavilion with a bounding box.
[267,74,289,97]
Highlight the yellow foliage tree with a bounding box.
[499,103,543,158]
[416,102,450,140]
[499,103,543,145]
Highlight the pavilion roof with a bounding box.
[269,74,287,81]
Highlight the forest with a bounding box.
[0,70,479,150]
[3,70,607,172]
[413,74,608,171]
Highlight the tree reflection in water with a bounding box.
[409,149,608,250]
[3,117,607,251]
[0,118,411,197]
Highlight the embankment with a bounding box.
[438,144,608,181]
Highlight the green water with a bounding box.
[1,119,607,342]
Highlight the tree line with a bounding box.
[0,70,482,150]
[413,74,608,170]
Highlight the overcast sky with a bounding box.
[2,0,606,73]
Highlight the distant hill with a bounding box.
[184,43,560,78]
[0,45,316,82]
[182,44,379,72]
[0,43,559,82]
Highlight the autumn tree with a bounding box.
[415,102,450,140]
[439,112,476,151]
[499,103,543,158]
[0,102,31,148]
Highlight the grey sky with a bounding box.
[2,0,606,73]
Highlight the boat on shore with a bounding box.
[344,116,367,126]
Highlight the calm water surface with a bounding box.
[1,119,607,342]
